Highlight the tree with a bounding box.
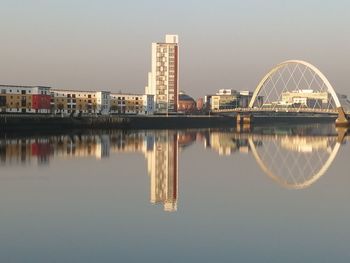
[57,103,64,115]
[110,105,118,113]
[92,102,97,114]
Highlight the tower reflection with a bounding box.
[0,125,348,212]
[146,131,178,212]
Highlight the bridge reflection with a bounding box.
[0,125,348,211]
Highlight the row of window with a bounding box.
[111,97,142,100]
[55,93,96,98]
[1,89,50,95]
[53,98,95,103]
[1,101,32,107]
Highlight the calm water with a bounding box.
[0,124,349,262]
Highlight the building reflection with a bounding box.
[0,131,180,212]
[146,131,178,212]
[0,125,348,211]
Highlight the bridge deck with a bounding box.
[213,108,341,114]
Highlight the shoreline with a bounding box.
[0,115,237,131]
[0,114,338,132]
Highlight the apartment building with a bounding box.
[110,93,143,114]
[0,85,51,113]
[145,34,179,113]
[110,93,154,114]
[51,89,110,115]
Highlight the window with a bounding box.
[21,90,26,95]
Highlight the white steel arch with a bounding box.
[248,60,341,109]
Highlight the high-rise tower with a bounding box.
[145,35,179,113]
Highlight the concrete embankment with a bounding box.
[0,115,237,131]
[252,115,337,125]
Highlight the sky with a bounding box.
[0,0,349,98]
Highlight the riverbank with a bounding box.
[0,114,237,132]
[0,113,341,132]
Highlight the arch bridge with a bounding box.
[214,60,349,126]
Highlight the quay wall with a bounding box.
[0,114,338,132]
[0,115,237,132]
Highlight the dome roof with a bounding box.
[179,93,195,102]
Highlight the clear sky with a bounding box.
[0,0,349,98]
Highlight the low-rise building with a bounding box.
[208,89,240,111]
[51,89,100,115]
[338,93,350,112]
[96,91,111,115]
[205,89,263,110]
[281,90,329,108]
[142,94,155,115]
[109,93,155,115]
[0,85,51,113]
[110,93,144,114]
[196,98,204,111]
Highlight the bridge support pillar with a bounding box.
[237,113,253,132]
[335,107,349,127]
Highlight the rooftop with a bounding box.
[0,84,51,89]
[51,89,100,93]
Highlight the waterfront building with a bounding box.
[239,91,254,108]
[205,89,263,110]
[337,93,350,112]
[211,90,240,111]
[178,92,196,113]
[96,91,111,115]
[145,34,179,114]
[142,94,155,115]
[196,98,204,111]
[51,89,101,115]
[110,93,144,114]
[0,85,51,113]
[281,89,329,108]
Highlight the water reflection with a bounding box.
[0,125,348,211]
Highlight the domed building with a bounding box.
[178,92,196,114]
